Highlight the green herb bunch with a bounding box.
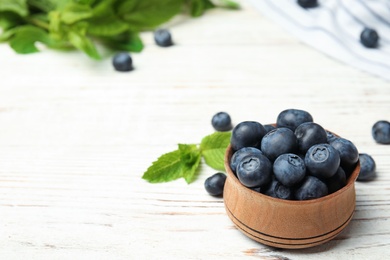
[0,0,239,59]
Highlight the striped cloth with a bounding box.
[249,0,390,81]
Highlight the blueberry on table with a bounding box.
[329,138,359,169]
[295,176,328,200]
[305,143,340,179]
[236,154,272,188]
[263,177,293,200]
[154,29,173,47]
[273,153,306,187]
[372,120,390,144]
[230,121,266,151]
[276,109,313,131]
[204,173,227,196]
[325,167,347,194]
[297,0,318,8]
[112,52,133,72]
[230,147,263,174]
[357,153,376,182]
[295,122,328,153]
[211,112,232,132]
[360,28,379,48]
[261,127,298,161]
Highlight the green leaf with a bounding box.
[117,0,182,30]
[200,131,231,170]
[27,0,58,12]
[142,149,185,183]
[60,2,93,24]
[213,0,240,10]
[100,31,144,52]
[67,26,101,59]
[5,25,53,53]
[0,12,24,30]
[187,0,215,17]
[0,0,28,17]
[179,144,202,184]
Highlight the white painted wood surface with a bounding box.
[1,1,389,259]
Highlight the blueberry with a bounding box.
[325,167,347,194]
[154,29,173,47]
[276,109,313,131]
[305,143,340,179]
[326,131,338,143]
[230,121,266,151]
[263,177,293,200]
[273,153,306,187]
[230,147,263,174]
[236,154,272,188]
[329,137,359,170]
[294,176,328,200]
[360,28,379,48]
[211,112,232,132]
[264,124,276,133]
[204,172,227,196]
[261,127,298,161]
[297,0,318,8]
[295,122,328,153]
[112,52,133,72]
[372,120,390,144]
[357,153,376,181]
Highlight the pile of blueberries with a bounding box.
[204,109,385,200]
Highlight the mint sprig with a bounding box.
[0,0,239,59]
[142,131,231,184]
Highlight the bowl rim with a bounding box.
[224,137,360,205]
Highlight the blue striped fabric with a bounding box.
[249,0,390,81]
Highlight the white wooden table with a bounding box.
[1,1,389,259]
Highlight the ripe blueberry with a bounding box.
[154,29,173,47]
[230,121,266,151]
[236,154,272,188]
[372,120,390,144]
[264,124,276,133]
[360,28,379,48]
[326,131,338,143]
[276,109,313,131]
[325,167,346,194]
[329,137,359,170]
[112,52,133,72]
[295,122,327,153]
[357,153,376,181]
[263,177,293,200]
[230,147,263,174]
[273,153,306,187]
[305,143,340,179]
[211,112,232,132]
[204,173,226,196]
[297,0,318,8]
[295,176,328,200]
[261,127,298,161]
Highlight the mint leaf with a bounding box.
[200,131,231,171]
[118,0,182,30]
[142,149,185,183]
[187,0,215,17]
[213,0,240,10]
[6,25,56,53]
[60,3,93,24]
[0,0,28,17]
[179,144,202,184]
[101,32,144,52]
[67,23,101,59]
[0,12,24,30]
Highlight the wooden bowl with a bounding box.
[223,145,360,249]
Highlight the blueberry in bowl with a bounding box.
[223,119,360,249]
